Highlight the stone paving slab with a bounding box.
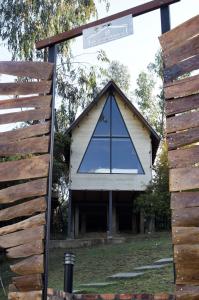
[134,264,169,270]
[154,258,173,265]
[80,282,117,287]
[108,272,144,279]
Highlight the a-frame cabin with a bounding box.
[66,81,160,238]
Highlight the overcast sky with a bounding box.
[0,0,198,90]
[71,0,198,88]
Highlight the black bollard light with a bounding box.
[64,252,75,293]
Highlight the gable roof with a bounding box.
[66,81,160,163]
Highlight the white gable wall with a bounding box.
[70,91,152,191]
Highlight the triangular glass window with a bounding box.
[93,97,111,137]
[78,94,144,174]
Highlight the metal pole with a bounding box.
[108,191,113,238]
[160,5,171,34]
[43,44,57,300]
[67,189,72,238]
[64,253,75,293]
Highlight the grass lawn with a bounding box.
[49,232,173,294]
[0,232,173,299]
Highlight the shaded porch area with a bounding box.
[67,190,143,239]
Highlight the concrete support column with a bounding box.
[112,198,117,235]
[67,189,73,239]
[108,191,113,239]
[74,204,79,238]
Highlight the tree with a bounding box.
[0,0,110,60]
[134,51,164,137]
[100,60,131,93]
[133,51,171,232]
[134,141,170,231]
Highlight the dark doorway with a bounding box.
[85,206,107,232]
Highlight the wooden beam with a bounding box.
[0,95,52,109]
[10,254,44,275]
[0,107,51,125]
[7,240,44,259]
[172,207,199,227]
[173,227,199,245]
[0,154,50,182]
[0,62,53,80]
[0,226,44,249]
[170,167,199,192]
[168,145,199,169]
[0,213,46,236]
[0,81,52,96]
[36,0,180,49]
[0,136,50,156]
[8,290,42,300]
[0,178,47,204]
[171,192,199,209]
[0,122,50,143]
[0,197,46,222]
[12,274,43,292]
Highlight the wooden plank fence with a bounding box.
[159,14,199,300]
[0,61,54,300]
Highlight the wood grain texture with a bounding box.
[0,81,52,95]
[0,107,51,125]
[0,136,49,156]
[0,95,52,109]
[167,110,199,134]
[0,61,53,80]
[172,207,199,227]
[176,264,199,285]
[0,213,46,236]
[0,178,47,204]
[0,226,44,249]
[164,74,199,99]
[166,93,199,116]
[159,15,199,52]
[167,127,199,150]
[164,54,199,83]
[8,290,42,300]
[171,192,199,209]
[7,240,44,259]
[10,254,44,275]
[163,34,199,68]
[12,274,43,292]
[176,285,199,300]
[173,227,199,245]
[0,122,50,143]
[168,146,199,169]
[0,197,46,222]
[174,245,199,263]
[170,167,199,192]
[0,154,50,182]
